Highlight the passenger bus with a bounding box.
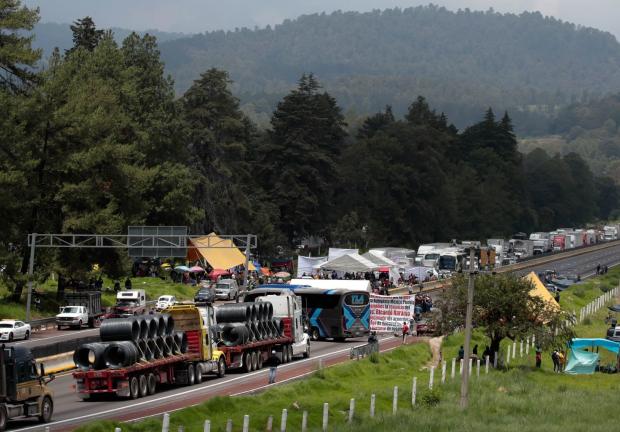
[245,285,370,341]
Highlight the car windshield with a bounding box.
[158,296,171,302]
[216,283,231,290]
[61,307,80,313]
[198,289,211,295]
[0,323,13,328]
[117,300,137,306]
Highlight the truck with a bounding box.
[508,239,534,259]
[110,290,147,317]
[532,239,552,255]
[56,291,103,329]
[603,225,619,241]
[0,345,54,431]
[553,234,566,252]
[73,299,309,400]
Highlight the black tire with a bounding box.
[187,364,195,386]
[195,364,203,383]
[39,395,53,422]
[8,333,13,342]
[251,351,258,371]
[0,404,7,431]
[288,344,294,361]
[56,324,61,330]
[282,346,289,363]
[243,352,252,373]
[129,376,139,399]
[257,351,263,369]
[147,373,157,395]
[78,320,83,329]
[310,328,320,341]
[139,375,148,397]
[24,330,30,340]
[303,342,310,358]
[217,357,226,378]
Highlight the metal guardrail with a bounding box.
[350,341,379,359]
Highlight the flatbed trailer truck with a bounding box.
[73,302,309,399]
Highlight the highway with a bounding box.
[7,241,620,431]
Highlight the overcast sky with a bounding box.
[24,0,620,39]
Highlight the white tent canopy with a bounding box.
[328,248,359,261]
[362,251,397,267]
[290,279,371,292]
[317,253,378,273]
[297,256,328,277]
[404,266,437,279]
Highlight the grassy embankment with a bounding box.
[0,276,197,320]
[76,268,620,432]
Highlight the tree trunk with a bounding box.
[490,336,503,364]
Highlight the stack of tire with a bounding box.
[215,302,283,346]
[73,314,187,370]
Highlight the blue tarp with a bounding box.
[565,338,620,375]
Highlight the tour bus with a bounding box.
[246,285,370,341]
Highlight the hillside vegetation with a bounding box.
[158,6,620,132]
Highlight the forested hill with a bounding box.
[158,5,620,133]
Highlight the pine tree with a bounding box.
[66,16,104,55]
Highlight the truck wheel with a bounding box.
[243,352,253,372]
[303,342,310,358]
[0,404,7,431]
[217,357,226,378]
[310,328,320,341]
[282,346,288,363]
[147,373,157,395]
[187,364,195,386]
[139,375,148,397]
[288,345,294,361]
[129,377,140,399]
[251,351,258,371]
[195,364,203,383]
[39,395,53,423]
[8,333,13,342]
[25,330,30,340]
[257,351,263,369]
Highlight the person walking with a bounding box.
[124,277,132,290]
[458,345,465,361]
[268,350,281,384]
[472,344,478,358]
[551,350,559,372]
[557,350,565,372]
[401,321,409,344]
[535,348,542,368]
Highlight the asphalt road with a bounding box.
[10,335,404,432]
[7,242,620,431]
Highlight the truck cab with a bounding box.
[112,290,147,317]
[256,293,310,358]
[0,346,54,431]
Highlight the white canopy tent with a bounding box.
[403,266,437,280]
[290,278,371,292]
[296,256,328,277]
[362,251,397,267]
[317,253,378,273]
[328,248,359,261]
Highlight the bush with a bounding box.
[369,352,380,364]
[573,288,586,298]
[420,389,441,407]
[600,284,611,293]
[583,317,592,325]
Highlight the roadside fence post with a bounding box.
[393,386,399,414]
[526,339,530,356]
[370,394,376,418]
[114,428,122,432]
[348,398,355,423]
[459,359,463,375]
[429,367,435,389]
[493,352,498,368]
[531,335,535,349]
[267,415,273,432]
[242,416,249,432]
[203,420,211,432]
[162,413,170,432]
[178,426,184,432]
[411,377,417,407]
[301,411,308,432]
[506,349,510,366]
[441,360,446,384]
[322,402,329,432]
[476,358,480,377]
[512,341,516,359]
[468,358,472,377]
[226,419,232,432]
[485,355,489,374]
[451,358,456,379]
[281,409,288,432]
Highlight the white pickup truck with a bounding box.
[56,305,89,329]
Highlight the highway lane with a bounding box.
[9,335,403,432]
[12,328,99,350]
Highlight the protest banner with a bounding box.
[370,294,416,332]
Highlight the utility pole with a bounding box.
[460,247,476,409]
[25,233,37,322]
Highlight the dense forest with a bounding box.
[2,3,619,297]
[521,93,620,183]
[154,6,620,134]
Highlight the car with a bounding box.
[194,284,216,304]
[214,279,240,301]
[0,320,31,341]
[155,295,177,311]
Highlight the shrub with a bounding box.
[421,389,441,407]
[583,317,592,325]
[369,352,380,364]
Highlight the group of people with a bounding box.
[550,349,567,372]
[596,263,609,275]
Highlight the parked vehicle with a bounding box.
[194,285,216,304]
[0,321,31,342]
[606,325,620,342]
[56,291,103,329]
[155,295,176,311]
[552,234,566,252]
[214,279,240,301]
[0,345,55,431]
[110,290,147,317]
[532,239,552,255]
[603,225,619,241]
[72,300,309,399]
